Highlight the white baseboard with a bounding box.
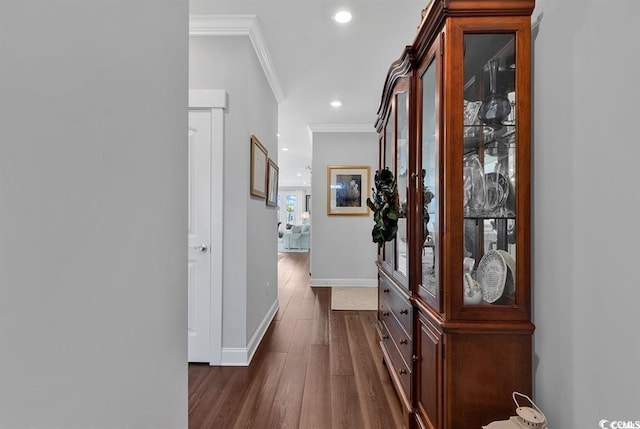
[219,347,247,366]
[246,298,279,363]
[220,298,279,366]
[310,278,377,288]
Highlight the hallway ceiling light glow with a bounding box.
[333,11,352,23]
[282,147,289,151]
[330,100,342,108]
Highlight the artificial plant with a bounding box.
[366,167,398,247]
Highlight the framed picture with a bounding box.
[250,135,268,198]
[327,165,370,216]
[266,158,279,207]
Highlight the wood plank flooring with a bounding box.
[188,252,403,429]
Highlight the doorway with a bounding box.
[187,90,226,365]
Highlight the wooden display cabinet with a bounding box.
[374,1,535,428]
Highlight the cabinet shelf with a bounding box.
[463,125,516,157]
[463,214,515,220]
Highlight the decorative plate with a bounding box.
[477,249,507,303]
[497,250,516,295]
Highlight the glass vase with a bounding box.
[478,59,511,127]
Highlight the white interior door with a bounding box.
[187,110,212,362]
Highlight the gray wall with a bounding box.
[311,132,378,285]
[0,0,188,427]
[246,40,280,341]
[189,36,278,351]
[532,0,640,426]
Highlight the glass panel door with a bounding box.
[395,91,409,282]
[461,33,516,306]
[384,110,395,270]
[419,56,439,306]
[377,135,384,260]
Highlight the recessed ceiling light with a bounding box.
[330,100,342,108]
[296,173,302,177]
[333,11,352,24]
[277,133,281,137]
[282,147,289,151]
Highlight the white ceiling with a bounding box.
[190,0,425,187]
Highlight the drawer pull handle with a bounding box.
[382,311,390,316]
[399,369,407,375]
[382,335,389,340]
[400,339,408,345]
[383,288,390,293]
[400,309,409,315]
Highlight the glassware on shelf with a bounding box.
[463,155,485,216]
[484,162,512,217]
[478,59,511,127]
[463,272,483,305]
[464,100,482,127]
[484,173,507,215]
[504,91,516,125]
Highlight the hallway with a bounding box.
[188,252,403,428]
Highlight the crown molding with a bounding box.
[307,123,376,133]
[189,15,285,104]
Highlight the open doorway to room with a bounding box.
[277,187,311,253]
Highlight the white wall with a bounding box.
[189,36,278,359]
[0,1,188,427]
[532,0,640,426]
[311,132,378,286]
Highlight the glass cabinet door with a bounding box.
[383,109,395,272]
[461,33,517,307]
[395,90,409,285]
[377,135,384,261]
[418,53,439,308]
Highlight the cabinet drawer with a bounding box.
[376,319,389,342]
[381,330,411,401]
[380,274,412,336]
[381,306,412,368]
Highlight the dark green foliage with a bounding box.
[366,168,399,247]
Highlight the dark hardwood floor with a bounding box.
[188,252,403,428]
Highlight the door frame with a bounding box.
[188,89,226,365]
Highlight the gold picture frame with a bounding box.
[327,165,370,216]
[250,135,268,199]
[266,158,279,207]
